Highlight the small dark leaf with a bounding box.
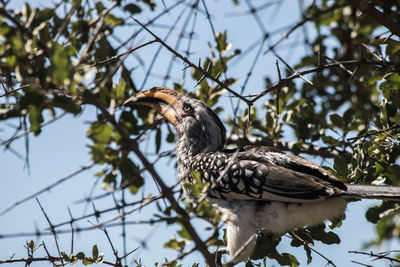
[92,245,98,259]
[124,3,142,14]
[330,114,344,128]
[28,240,35,249]
[53,95,82,115]
[343,108,355,125]
[76,252,85,259]
[119,156,144,194]
[155,127,161,153]
[308,224,340,245]
[304,245,312,264]
[29,106,43,135]
[333,157,349,178]
[366,201,396,224]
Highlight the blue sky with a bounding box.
[0,0,397,266]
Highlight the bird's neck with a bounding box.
[176,132,222,181]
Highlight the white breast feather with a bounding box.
[209,198,347,263]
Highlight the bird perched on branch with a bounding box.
[124,87,400,264]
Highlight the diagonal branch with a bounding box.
[132,17,250,105]
[348,0,400,37]
[0,163,95,217]
[249,59,398,103]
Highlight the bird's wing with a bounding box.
[191,146,347,203]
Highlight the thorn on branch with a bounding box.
[275,60,282,115]
[275,53,314,86]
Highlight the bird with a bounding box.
[124,86,400,264]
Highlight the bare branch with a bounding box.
[1,111,67,147]
[132,17,251,105]
[0,108,22,120]
[249,59,398,103]
[349,250,400,264]
[348,0,400,37]
[0,163,95,217]
[36,198,64,266]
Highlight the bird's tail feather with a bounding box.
[344,184,400,201]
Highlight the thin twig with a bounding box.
[347,125,400,141]
[132,17,250,105]
[89,39,158,68]
[348,0,400,37]
[1,111,67,147]
[0,163,95,217]
[249,59,398,103]
[224,234,256,266]
[275,53,313,85]
[0,84,29,98]
[36,198,64,266]
[348,250,400,264]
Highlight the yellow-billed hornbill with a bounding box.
[124,87,400,263]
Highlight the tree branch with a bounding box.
[132,17,251,105]
[0,108,22,120]
[348,0,400,37]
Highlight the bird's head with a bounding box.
[124,87,226,154]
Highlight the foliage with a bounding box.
[1,0,400,266]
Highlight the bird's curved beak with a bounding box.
[123,87,180,126]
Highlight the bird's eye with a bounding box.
[183,104,192,112]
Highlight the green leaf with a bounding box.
[155,127,162,153]
[183,170,205,198]
[29,105,42,135]
[280,253,299,267]
[215,31,232,54]
[164,237,186,251]
[102,171,117,189]
[343,108,355,125]
[124,3,142,14]
[333,157,349,178]
[82,259,94,265]
[86,122,113,144]
[308,224,340,245]
[28,240,35,249]
[321,135,341,146]
[53,95,82,115]
[76,252,85,259]
[53,44,71,84]
[304,245,312,264]
[211,58,227,78]
[119,156,144,194]
[366,201,396,224]
[177,224,192,240]
[119,111,140,136]
[330,114,344,128]
[89,144,107,164]
[105,14,124,26]
[92,245,98,259]
[114,80,126,103]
